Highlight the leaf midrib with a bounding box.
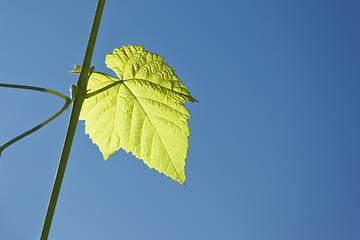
[122,81,184,184]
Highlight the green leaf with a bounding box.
[78,45,197,185]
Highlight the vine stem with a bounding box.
[40,0,105,239]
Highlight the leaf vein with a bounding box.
[122,82,183,182]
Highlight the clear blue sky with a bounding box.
[1,0,359,239]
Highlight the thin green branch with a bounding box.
[40,0,105,239]
[0,99,71,157]
[0,83,70,102]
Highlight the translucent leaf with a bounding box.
[78,45,197,185]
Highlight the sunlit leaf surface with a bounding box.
[76,45,197,184]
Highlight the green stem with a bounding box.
[40,1,105,239]
[0,99,71,157]
[0,83,70,102]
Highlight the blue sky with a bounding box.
[1,0,359,239]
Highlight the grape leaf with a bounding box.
[75,45,197,185]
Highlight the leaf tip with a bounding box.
[191,97,199,103]
[177,175,186,185]
[102,152,110,162]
